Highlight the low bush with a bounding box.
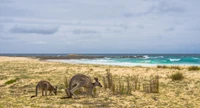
[188,66,200,71]
[157,65,168,68]
[5,78,18,85]
[170,72,184,81]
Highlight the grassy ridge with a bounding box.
[0,57,200,107]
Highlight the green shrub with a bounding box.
[64,76,69,88]
[188,66,200,71]
[5,78,18,85]
[170,72,184,81]
[157,65,168,68]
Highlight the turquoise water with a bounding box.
[1,54,200,66]
[112,56,200,65]
[47,54,200,66]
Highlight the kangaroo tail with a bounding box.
[31,85,38,98]
[30,95,36,98]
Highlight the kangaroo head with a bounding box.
[54,86,57,95]
[93,77,102,87]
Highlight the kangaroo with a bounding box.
[65,74,102,98]
[31,80,57,98]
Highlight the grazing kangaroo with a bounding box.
[31,80,57,98]
[65,74,102,98]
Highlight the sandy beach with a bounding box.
[0,56,200,108]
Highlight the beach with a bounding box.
[0,56,200,107]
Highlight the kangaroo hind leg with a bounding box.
[70,82,85,99]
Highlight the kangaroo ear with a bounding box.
[94,77,98,81]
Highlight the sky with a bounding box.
[0,0,200,53]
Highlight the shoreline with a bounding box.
[46,59,200,67]
[1,55,199,67]
[0,54,146,60]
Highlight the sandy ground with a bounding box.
[0,56,200,108]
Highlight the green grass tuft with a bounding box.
[188,66,200,71]
[157,65,168,69]
[170,72,184,81]
[5,78,18,85]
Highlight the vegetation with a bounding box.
[157,65,168,68]
[157,65,181,70]
[170,72,184,81]
[170,66,181,70]
[5,78,18,85]
[188,66,200,71]
[104,69,159,94]
[0,57,200,108]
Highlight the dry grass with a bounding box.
[188,66,200,71]
[0,56,200,107]
[170,72,184,81]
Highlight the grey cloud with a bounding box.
[0,5,30,17]
[0,36,25,43]
[10,25,59,35]
[188,27,200,31]
[31,41,47,45]
[165,27,175,32]
[105,28,122,33]
[137,24,144,29]
[0,24,3,31]
[118,23,129,30]
[156,1,185,14]
[123,1,185,18]
[123,7,155,17]
[72,29,98,35]
[0,36,14,41]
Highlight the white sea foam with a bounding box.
[143,55,150,59]
[169,58,181,62]
[47,58,200,67]
[141,60,151,63]
[47,59,157,67]
[153,56,164,58]
[142,55,163,59]
[192,57,199,59]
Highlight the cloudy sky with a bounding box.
[0,0,200,53]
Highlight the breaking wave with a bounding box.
[169,59,181,62]
[192,57,199,60]
[47,55,200,66]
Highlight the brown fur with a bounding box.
[31,80,57,98]
[65,74,102,98]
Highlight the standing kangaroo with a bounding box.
[65,74,102,98]
[31,80,57,98]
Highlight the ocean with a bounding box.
[1,54,200,66]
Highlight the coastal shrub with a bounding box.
[188,66,200,71]
[5,78,18,85]
[170,66,181,70]
[132,75,140,91]
[170,72,184,81]
[143,75,159,93]
[103,77,108,90]
[111,82,116,94]
[89,68,94,71]
[64,76,69,88]
[149,75,159,93]
[118,77,125,94]
[157,65,168,69]
[126,76,132,95]
[106,69,113,89]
